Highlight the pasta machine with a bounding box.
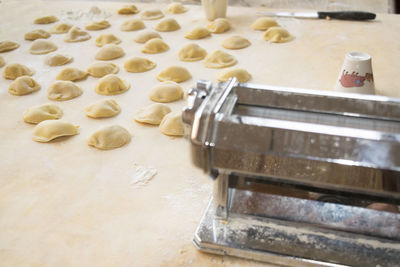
[182,78,400,266]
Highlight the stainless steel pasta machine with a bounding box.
[182,78,400,266]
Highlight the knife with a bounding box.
[257,11,376,21]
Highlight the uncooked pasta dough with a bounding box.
[95,44,125,60]
[34,15,59,24]
[85,99,121,118]
[88,125,131,150]
[263,26,294,43]
[56,67,88,81]
[159,111,184,136]
[204,50,237,68]
[251,17,279,31]
[222,35,251,49]
[155,18,180,32]
[45,53,73,66]
[95,34,121,47]
[178,43,207,61]
[118,5,140,15]
[134,31,162,44]
[149,81,184,102]
[64,27,91,42]
[167,2,188,14]
[124,57,156,73]
[50,22,73,34]
[207,18,231,33]
[23,103,63,124]
[48,81,83,101]
[94,74,130,95]
[8,76,40,96]
[184,26,211,40]
[216,68,251,83]
[134,103,171,125]
[120,19,145,31]
[3,63,34,80]
[0,56,4,68]
[157,66,191,83]
[141,38,169,54]
[141,9,164,20]
[32,120,79,142]
[85,20,111,31]
[24,29,51,41]
[87,62,119,77]
[0,41,19,53]
[29,39,57,55]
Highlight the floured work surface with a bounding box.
[0,1,400,266]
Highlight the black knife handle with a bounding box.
[318,11,376,20]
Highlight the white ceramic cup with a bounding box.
[202,0,228,21]
[334,52,375,94]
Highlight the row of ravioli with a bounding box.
[27,99,183,150]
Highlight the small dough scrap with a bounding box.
[33,120,79,142]
[95,44,125,60]
[85,20,111,31]
[118,5,140,15]
[94,74,130,95]
[184,26,211,40]
[95,33,121,47]
[216,68,251,83]
[124,57,156,73]
[3,63,34,80]
[135,103,171,125]
[263,26,294,43]
[167,2,188,14]
[64,27,91,42]
[50,22,73,34]
[178,43,207,62]
[159,111,184,136]
[88,125,131,150]
[34,15,59,24]
[222,35,251,49]
[23,103,63,124]
[207,18,231,33]
[45,53,73,66]
[0,41,19,53]
[8,76,41,96]
[48,81,83,101]
[85,99,121,118]
[149,81,183,102]
[157,66,191,83]
[204,50,237,69]
[24,29,51,41]
[141,9,165,20]
[141,38,169,54]
[155,18,180,32]
[120,18,145,31]
[251,17,279,31]
[87,62,119,77]
[56,67,88,81]
[0,56,5,68]
[134,31,162,44]
[29,39,57,55]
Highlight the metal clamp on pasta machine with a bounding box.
[182,78,400,266]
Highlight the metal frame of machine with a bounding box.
[183,78,400,266]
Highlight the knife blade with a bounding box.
[257,11,376,21]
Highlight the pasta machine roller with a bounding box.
[182,78,400,266]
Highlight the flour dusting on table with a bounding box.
[131,165,158,187]
[60,6,111,23]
